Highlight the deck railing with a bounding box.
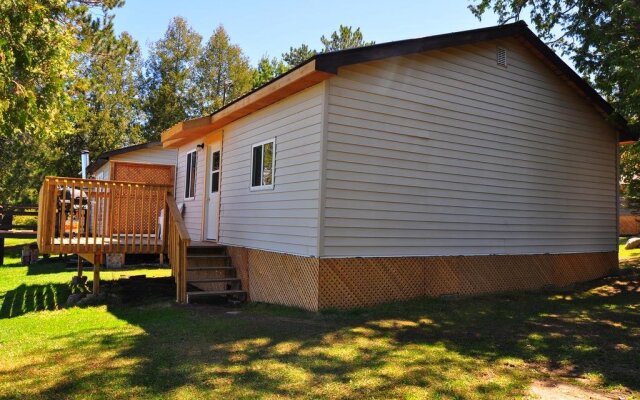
[38,177,172,255]
[165,194,190,303]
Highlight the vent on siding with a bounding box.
[497,47,507,67]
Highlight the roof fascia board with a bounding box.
[160,21,634,145]
[162,60,333,147]
[86,141,161,173]
[314,22,525,74]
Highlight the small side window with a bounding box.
[250,139,275,190]
[185,150,197,199]
[211,150,220,193]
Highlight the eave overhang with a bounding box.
[161,21,635,149]
[161,60,333,148]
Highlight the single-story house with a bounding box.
[87,141,177,186]
[157,21,634,310]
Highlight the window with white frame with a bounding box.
[185,150,197,199]
[251,139,275,190]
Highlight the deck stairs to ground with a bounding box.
[185,243,246,303]
[37,177,237,304]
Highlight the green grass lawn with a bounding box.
[619,236,640,259]
[0,249,638,399]
[2,238,36,248]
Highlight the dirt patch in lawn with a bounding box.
[529,380,624,399]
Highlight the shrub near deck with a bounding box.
[0,248,638,399]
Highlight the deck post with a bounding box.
[0,238,4,266]
[77,256,83,278]
[93,257,101,295]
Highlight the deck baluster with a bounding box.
[37,177,172,262]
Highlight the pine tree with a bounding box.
[320,25,375,52]
[0,0,130,203]
[252,56,288,88]
[279,26,374,70]
[53,30,144,177]
[196,25,253,113]
[139,17,202,139]
[282,44,317,68]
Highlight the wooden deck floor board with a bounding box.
[44,234,163,254]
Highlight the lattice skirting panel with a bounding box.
[111,162,175,185]
[226,246,251,300]
[110,162,175,234]
[227,246,320,311]
[318,252,618,310]
[226,248,617,311]
[620,215,640,236]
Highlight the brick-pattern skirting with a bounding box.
[226,248,618,311]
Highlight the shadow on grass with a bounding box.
[0,271,173,320]
[0,250,70,319]
[0,282,70,318]
[103,276,176,305]
[26,256,68,275]
[0,247,67,275]
[3,265,639,399]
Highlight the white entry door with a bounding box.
[206,145,221,240]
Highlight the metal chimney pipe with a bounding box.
[81,150,90,179]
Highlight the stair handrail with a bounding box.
[165,194,190,303]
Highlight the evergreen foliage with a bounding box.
[0,3,375,204]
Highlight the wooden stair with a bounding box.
[185,243,246,303]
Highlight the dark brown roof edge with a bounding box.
[314,22,525,73]
[194,24,527,127]
[168,22,633,143]
[313,21,634,142]
[86,141,161,174]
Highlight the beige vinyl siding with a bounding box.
[110,146,177,166]
[91,165,109,235]
[176,140,206,241]
[219,84,324,256]
[94,164,109,180]
[322,37,617,257]
[94,145,177,181]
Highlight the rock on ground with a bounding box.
[624,237,640,250]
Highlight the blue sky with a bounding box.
[112,0,505,65]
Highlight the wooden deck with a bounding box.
[44,234,162,254]
[38,177,171,255]
[51,235,159,245]
[37,176,199,303]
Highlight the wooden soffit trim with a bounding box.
[162,60,334,148]
[161,22,635,146]
[203,130,223,145]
